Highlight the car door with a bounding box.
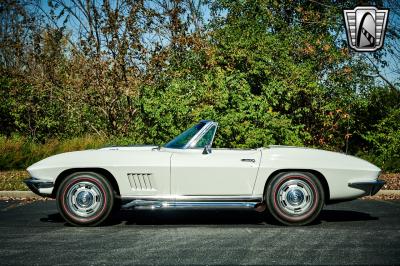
[170,148,261,196]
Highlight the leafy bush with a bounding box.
[0,1,399,172]
[360,108,400,172]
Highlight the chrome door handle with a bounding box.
[241,159,256,163]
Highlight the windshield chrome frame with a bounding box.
[183,120,218,149]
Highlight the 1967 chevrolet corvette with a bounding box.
[25,120,384,226]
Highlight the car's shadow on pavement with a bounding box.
[40,208,378,227]
[318,209,378,223]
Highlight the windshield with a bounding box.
[164,122,206,149]
[193,125,216,148]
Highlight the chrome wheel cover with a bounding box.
[66,181,103,218]
[276,179,314,216]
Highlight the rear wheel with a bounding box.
[265,172,324,226]
[56,172,114,226]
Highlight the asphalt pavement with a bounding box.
[0,199,399,265]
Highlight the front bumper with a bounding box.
[348,180,385,196]
[24,177,54,197]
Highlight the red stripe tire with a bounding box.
[265,172,324,226]
[56,172,115,226]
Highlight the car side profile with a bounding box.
[25,120,384,226]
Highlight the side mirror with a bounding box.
[202,144,212,154]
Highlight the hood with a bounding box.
[27,145,159,172]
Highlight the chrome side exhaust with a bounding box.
[122,199,263,210]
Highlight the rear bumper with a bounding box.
[348,180,385,196]
[24,177,54,197]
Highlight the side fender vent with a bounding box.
[127,173,155,191]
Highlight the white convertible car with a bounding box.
[25,120,384,226]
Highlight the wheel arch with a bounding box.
[263,169,330,203]
[52,168,120,198]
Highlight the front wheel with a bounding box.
[265,172,324,226]
[56,172,115,226]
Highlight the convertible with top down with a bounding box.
[25,120,384,226]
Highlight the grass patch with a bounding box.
[0,170,28,191]
[0,135,108,170]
